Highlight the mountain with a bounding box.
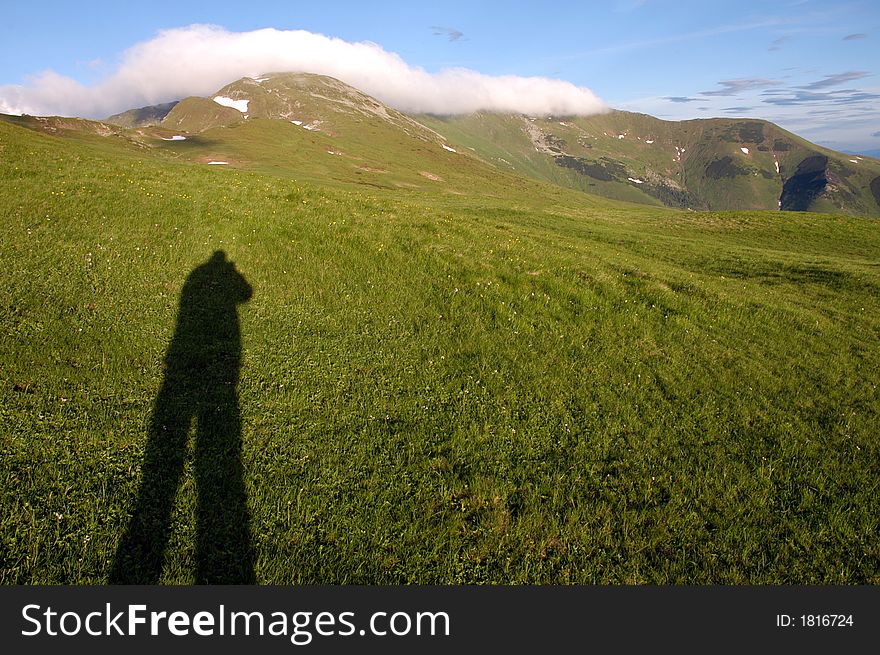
[156,72,446,144]
[416,111,880,217]
[134,73,587,199]
[106,101,179,128]
[208,73,443,141]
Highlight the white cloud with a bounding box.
[0,24,606,118]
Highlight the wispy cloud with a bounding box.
[873,131,880,137]
[721,106,755,113]
[431,26,465,42]
[664,96,699,103]
[768,36,789,51]
[799,71,870,90]
[0,25,606,118]
[843,33,867,40]
[700,78,780,97]
[762,87,880,106]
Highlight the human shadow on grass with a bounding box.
[110,251,255,584]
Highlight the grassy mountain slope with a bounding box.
[106,101,179,128]
[145,114,571,198]
[2,107,879,584]
[418,111,880,217]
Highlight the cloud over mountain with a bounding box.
[0,25,607,119]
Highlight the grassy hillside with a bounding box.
[106,101,179,128]
[1,112,879,584]
[418,111,880,217]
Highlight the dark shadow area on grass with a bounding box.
[707,261,872,293]
[110,251,255,584]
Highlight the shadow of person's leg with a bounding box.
[195,387,255,584]
[110,375,191,584]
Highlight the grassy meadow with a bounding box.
[1,118,878,584]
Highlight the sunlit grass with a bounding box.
[1,120,878,584]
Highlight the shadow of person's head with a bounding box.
[203,250,252,305]
[171,250,253,366]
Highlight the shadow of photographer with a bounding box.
[111,251,255,584]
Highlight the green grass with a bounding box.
[1,118,878,584]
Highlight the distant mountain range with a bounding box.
[416,112,880,216]
[9,72,880,217]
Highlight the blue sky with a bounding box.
[1,0,877,151]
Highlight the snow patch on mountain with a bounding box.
[213,96,249,113]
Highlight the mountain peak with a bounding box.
[161,72,443,143]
